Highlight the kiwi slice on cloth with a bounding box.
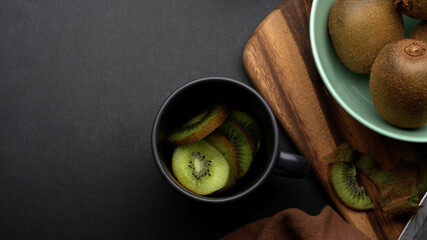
[217,120,253,179]
[228,109,262,154]
[168,104,229,145]
[172,140,230,195]
[205,132,239,190]
[329,161,375,211]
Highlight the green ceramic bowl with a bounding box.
[309,0,426,143]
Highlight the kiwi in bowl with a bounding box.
[310,0,427,142]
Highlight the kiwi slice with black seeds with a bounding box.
[172,140,230,195]
[217,120,253,179]
[228,109,262,154]
[329,161,375,211]
[205,132,239,190]
[168,104,229,145]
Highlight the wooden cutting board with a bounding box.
[243,0,426,239]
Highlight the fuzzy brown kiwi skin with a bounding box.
[411,21,427,43]
[329,0,405,74]
[395,0,427,20]
[370,39,427,129]
[171,105,229,145]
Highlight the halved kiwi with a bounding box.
[168,104,229,145]
[217,120,253,179]
[172,140,230,195]
[228,109,262,154]
[329,161,375,210]
[205,132,239,190]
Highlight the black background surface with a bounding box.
[1,0,332,239]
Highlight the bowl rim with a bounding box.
[309,0,427,143]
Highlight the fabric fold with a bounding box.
[220,206,370,240]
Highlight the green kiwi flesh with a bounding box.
[410,20,427,43]
[395,0,427,20]
[328,0,405,73]
[217,120,253,179]
[228,109,262,154]
[168,104,229,145]
[330,161,375,210]
[205,132,238,190]
[370,39,427,129]
[172,140,230,195]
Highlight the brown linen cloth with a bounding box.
[220,206,370,240]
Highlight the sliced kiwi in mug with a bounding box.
[168,103,262,195]
[172,140,230,195]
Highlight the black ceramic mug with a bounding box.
[151,77,309,203]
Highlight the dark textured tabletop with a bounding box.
[1,0,332,239]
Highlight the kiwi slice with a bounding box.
[205,132,239,190]
[217,120,253,179]
[323,143,354,164]
[228,109,262,154]
[329,161,374,210]
[172,140,230,195]
[168,104,229,145]
[355,154,395,184]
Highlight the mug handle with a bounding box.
[272,152,309,178]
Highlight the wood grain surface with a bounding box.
[243,0,426,239]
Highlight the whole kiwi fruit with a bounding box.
[410,20,427,43]
[395,0,427,20]
[370,39,427,129]
[329,0,405,74]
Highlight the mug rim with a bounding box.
[151,77,279,203]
